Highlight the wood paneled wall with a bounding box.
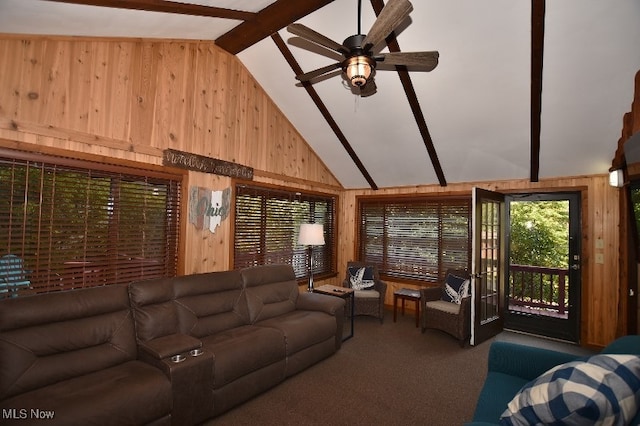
[0,34,342,276]
[0,34,626,348]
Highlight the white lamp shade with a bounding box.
[298,223,325,246]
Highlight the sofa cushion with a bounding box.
[348,266,375,290]
[173,271,249,337]
[129,277,178,341]
[442,273,469,304]
[0,285,137,400]
[241,264,298,323]
[201,325,286,389]
[499,354,640,425]
[0,360,172,425]
[256,310,336,355]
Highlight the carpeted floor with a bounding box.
[205,309,594,426]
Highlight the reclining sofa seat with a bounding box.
[129,264,345,420]
[0,285,172,426]
[241,264,344,376]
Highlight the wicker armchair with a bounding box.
[342,261,387,323]
[420,269,471,347]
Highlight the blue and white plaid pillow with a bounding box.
[500,354,640,425]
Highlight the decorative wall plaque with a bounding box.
[189,186,231,233]
[163,148,253,180]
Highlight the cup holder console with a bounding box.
[170,354,186,363]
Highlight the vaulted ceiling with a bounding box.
[1,0,639,189]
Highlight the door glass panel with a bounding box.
[504,193,580,343]
[480,198,500,324]
[508,200,569,319]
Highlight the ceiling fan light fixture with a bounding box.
[345,55,374,87]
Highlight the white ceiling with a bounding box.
[1,0,639,189]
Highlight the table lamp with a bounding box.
[298,223,325,292]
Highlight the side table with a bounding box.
[313,284,354,341]
[393,288,421,327]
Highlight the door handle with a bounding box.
[570,264,580,270]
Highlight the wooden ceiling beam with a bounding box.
[216,0,335,55]
[530,0,545,182]
[370,0,446,186]
[43,0,255,20]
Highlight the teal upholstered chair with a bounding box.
[0,254,31,297]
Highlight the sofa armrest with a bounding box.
[296,292,346,315]
[487,341,581,381]
[138,346,214,425]
[139,333,202,360]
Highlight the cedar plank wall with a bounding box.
[0,35,342,275]
[0,35,626,348]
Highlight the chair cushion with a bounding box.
[426,299,460,314]
[354,289,380,299]
[348,266,375,290]
[499,354,640,425]
[442,273,469,304]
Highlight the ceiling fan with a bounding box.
[287,0,439,97]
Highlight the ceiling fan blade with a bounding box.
[362,0,413,51]
[296,62,343,82]
[377,51,439,70]
[287,23,349,55]
[288,37,344,62]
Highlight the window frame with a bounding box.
[357,194,471,285]
[232,181,337,282]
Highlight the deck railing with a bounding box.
[508,264,568,316]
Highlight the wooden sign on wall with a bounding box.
[163,148,253,180]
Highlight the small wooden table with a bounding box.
[314,285,354,341]
[393,288,421,327]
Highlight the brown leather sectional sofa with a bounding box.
[0,264,345,425]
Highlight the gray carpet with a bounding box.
[206,310,594,426]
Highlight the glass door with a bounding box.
[471,188,506,345]
[505,192,581,343]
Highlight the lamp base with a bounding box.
[307,274,314,292]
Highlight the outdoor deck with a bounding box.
[508,264,569,320]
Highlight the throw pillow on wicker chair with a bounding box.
[348,266,375,290]
[442,273,469,304]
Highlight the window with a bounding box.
[358,196,471,283]
[0,148,182,298]
[233,184,336,280]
